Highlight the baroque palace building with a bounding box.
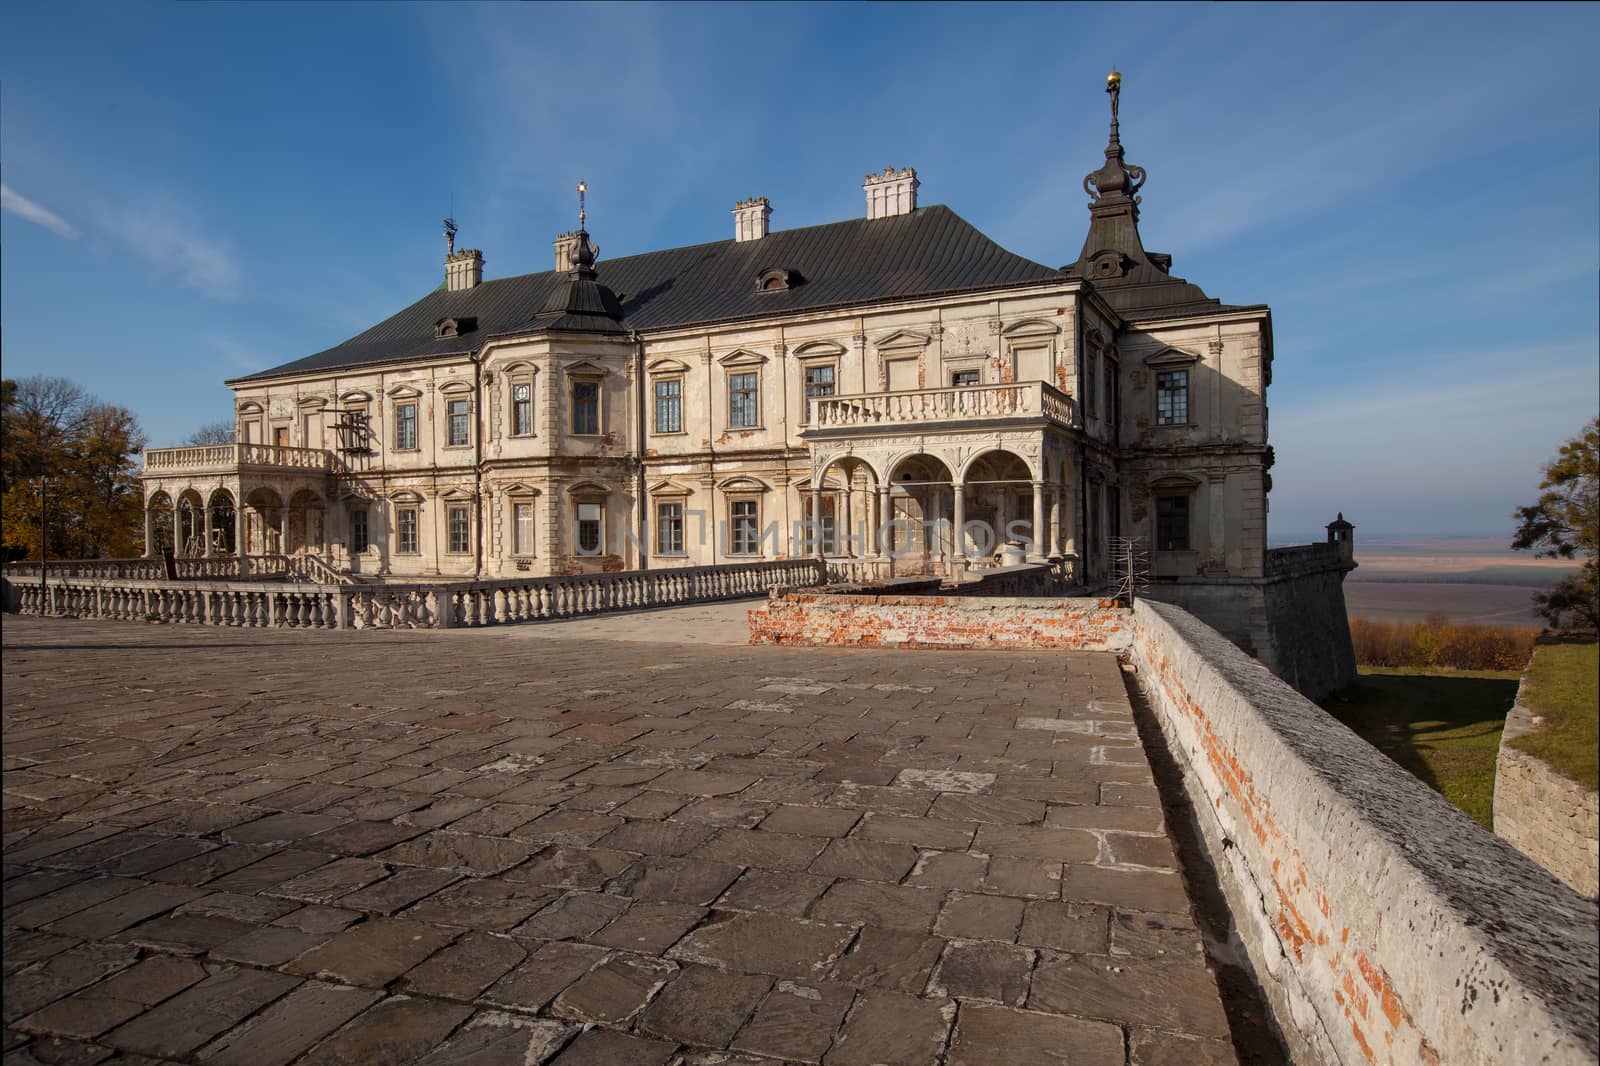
[142,74,1315,661]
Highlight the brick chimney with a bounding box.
[553,231,583,271]
[445,249,483,291]
[733,197,771,242]
[864,166,919,220]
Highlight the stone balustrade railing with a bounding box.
[142,443,335,474]
[3,558,828,631]
[809,381,1076,430]
[4,556,288,581]
[8,578,340,629]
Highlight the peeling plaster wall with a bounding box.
[1129,598,1599,1066]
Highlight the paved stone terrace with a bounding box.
[3,614,1238,1066]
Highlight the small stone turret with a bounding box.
[1327,513,1355,563]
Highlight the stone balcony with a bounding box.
[141,443,338,477]
[806,380,1077,434]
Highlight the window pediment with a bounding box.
[568,480,611,497]
[874,329,930,351]
[718,476,770,494]
[1145,346,1200,368]
[437,380,473,395]
[649,479,692,497]
[793,340,847,361]
[297,396,328,409]
[647,357,691,374]
[717,348,768,368]
[387,384,422,399]
[1002,318,1061,339]
[339,391,372,406]
[1149,474,1201,491]
[237,401,264,414]
[565,360,608,377]
[501,482,541,498]
[440,487,477,500]
[389,490,424,503]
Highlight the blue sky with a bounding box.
[3,2,1596,540]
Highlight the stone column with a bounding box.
[842,486,854,557]
[202,497,214,557]
[810,487,823,558]
[235,504,247,559]
[875,485,890,560]
[951,484,967,563]
[278,507,290,557]
[1030,480,1047,562]
[1051,485,1064,554]
[144,504,156,558]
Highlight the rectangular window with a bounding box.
[350,509,368,553]
[395,403,417,450]
[577,502,602,554]
[729,372,759,428]
[1086,355,1098,418]
[818,495,838,555]
[513,502,534,555]
[396,507,418,554]
[1156,369,1189,425]
[1156,494,1190,551]
[657,502,684,555]
[731,499,759,555]
[512,383,532,436]
[572,381,600,435]
[448,505,470,553]
[803,365,835,423]
[447,399,470,446]
[951,369,981,388]
[273,426,289,448]
[654,379,682,434]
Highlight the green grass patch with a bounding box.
[1321,666,1522,829]
[1512,638,1599,792]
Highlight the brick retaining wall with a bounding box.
[1130,599,1598,1065]
[1494,663,1600,899]
[747,592,1131,651]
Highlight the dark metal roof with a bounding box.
[234,206,1065,382]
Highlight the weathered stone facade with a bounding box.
[135,75,1355,692]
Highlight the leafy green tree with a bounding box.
[1513,417,1599,630]
[1,376,147,561]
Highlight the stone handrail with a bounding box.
[5,558,828,631]
[434,558,827,628]
[6,576,341,629]
[286,553,357,586]
[810,381,1076,429]
[4,556,288,581]
[142,443,335,474]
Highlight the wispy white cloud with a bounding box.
[1,183,79,238]
[97,205,241,300]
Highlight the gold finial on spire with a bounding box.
[1106,69,1121,90]
[577,180,587,229]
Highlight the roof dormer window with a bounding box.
[435,316,477,339]
[756,268,801,293]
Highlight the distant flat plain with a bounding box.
[1327,535,1577,625]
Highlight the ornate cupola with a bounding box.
[1065,72,1221,317]
[531,180,628,335]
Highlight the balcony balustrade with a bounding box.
[808,381,1077,431]
[142,443,336,476]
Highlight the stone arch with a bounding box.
[176,489,206,555]
[147,491,175,555]
[882,453,955,576]
[287,488,325,555]
[959,448,1040,564]
[208,489,237,555]
[244,487,284,555]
